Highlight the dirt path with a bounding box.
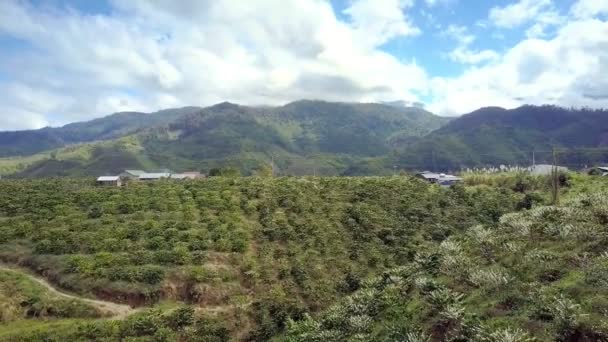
[0,265,135,318]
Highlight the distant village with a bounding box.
[96,169,204,186]
[96,165,608,187]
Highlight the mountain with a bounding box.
[394,105,608,170]
[6,102,607,177]
[0,107,202,157]
[1,100,447,177]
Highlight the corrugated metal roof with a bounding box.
[416,172,461,181]
[97,176,120,181]
[124,170,145,176]
[139,173,170,179]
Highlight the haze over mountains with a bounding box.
[1,101,607,177]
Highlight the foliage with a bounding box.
[282,184,608,341]
[0,176,522,339]
[0,269,102,323]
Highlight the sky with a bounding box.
[0,0,607,130]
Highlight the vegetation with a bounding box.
[282,186,608,340]
[0,107,201,158]
[0,175,532,339]
[397,105,608,170]
[1,101,447,177]
[0,269,102,323]
[0,174,607,340]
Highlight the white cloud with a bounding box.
[441,25,498,65]
[0,108,48,131]
[343,0,420,46]
[0,0,427,129]
[449,48,499,64]
[489,0,553,28]
[425,0,456,7]
[0,0,608,129]
[571,0,608,18]
[430,18,608,115]
[443,24,475,45]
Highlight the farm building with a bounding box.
[139,173,171,181]
[119,170,145,180]
[96,176,121,187]
[415,171,462,186]
[529,164,568,176]
[589,166,608,176]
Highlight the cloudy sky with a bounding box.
[0,0,607,130]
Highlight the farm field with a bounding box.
[0,174,607,340]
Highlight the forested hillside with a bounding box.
[396,106,608,171]
[2,103,608,178]
[0,107,202,157]
[1,174,607,340]
[1,101,446,177]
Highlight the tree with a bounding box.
[209,167,241,177]
[254,163,274,177]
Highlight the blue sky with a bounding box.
[0,0,607,130]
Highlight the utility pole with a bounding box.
[532,150,536,167]
[551,147,560,205]
[270,155,275,177]
[432,150,437,173]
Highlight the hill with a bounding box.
[4,103,608,177]
[394,105,608,171]
[0,107,202,157]
[2,101,447,177]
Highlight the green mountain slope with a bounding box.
[0,107,201,157]
[395,105,608,170]
[4,101,447,177]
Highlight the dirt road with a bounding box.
[0,265,135,318]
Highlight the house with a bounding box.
[139,173,171,181]
[588,166,608,176]
[97,176,122,187]
[119,170,146,180]
[529,164,568,176]
[415,171,462,186]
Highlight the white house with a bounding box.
[139,173,171,181]
[415,171,462,186]
[119,170,146,180]
[96,176,122,187]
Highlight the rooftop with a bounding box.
[124,170,145,176]
[416,171,462,180]
[139,173,171,179]
[97,176,120,181]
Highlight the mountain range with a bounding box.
[1,101,607,177]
